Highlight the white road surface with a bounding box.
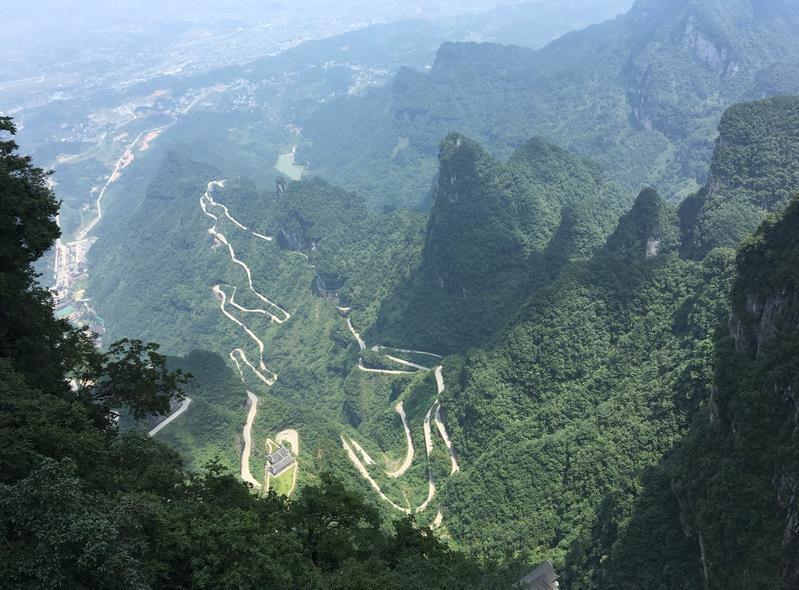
[148,397,192,436]
[340,314,461,519]
[240,391,262,489]
[386,401,414,478]
[434,403,460,475]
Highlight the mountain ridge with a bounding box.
[298,0,799,208]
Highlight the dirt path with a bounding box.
[148,397,192,436]
[386,402,414,478]
[240,391,262,489]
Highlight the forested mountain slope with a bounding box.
[404,97,799,572]
[84,94,799,579]
[436,186,734,565]
[565,194,799,589]
[681,96,799,257]
[298,0,799,208]
[371,134,626,352]
[86,150,461,530]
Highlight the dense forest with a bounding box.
[423,96,799,585]
[5,0,799,587]
[371,133,626,352]
[566,193,799,589]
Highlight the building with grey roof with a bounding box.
[267,446,296,476]
[518,561,559,590]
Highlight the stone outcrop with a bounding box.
[730,287,799,357]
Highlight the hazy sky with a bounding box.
[4,0,528,28]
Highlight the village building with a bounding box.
[518,561,559,590]
[267,446,296,476]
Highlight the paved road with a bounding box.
[148,397,192,436]
[386,402,414,478]
[240,391,262,489]
[340,320,462,519]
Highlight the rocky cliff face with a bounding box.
[680,96,799,259]
[682,16,738,77]
[730,287,799,357]
[684,196,799,588]
[604,187,678,260]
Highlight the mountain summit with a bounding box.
[300,0,799,208]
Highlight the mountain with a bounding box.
[566,194,799,589]
[371,133,626,352]
[675,193,799,588]
[435,185,733,565]
[298,0,799,208]
[681,96,799,258]
[381,96,799,574]
[82,91,799,579]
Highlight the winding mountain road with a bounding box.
[430,510,443,530]
[350,438,376,465]
[213,285,277,385]
[241,391,262,489]
[341,436,410,514]
[207,225,289,323]
[340,316,460,519]
[77,122,175,242]
[384,354,430,371]
[347,317,366,351]
[200,180,307,492]
[386,402,414,478]
[435,403,460,475]
[148,397,192,436]
[357,359,415,375]
[202,180,289,324]
[416,406,436,514]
